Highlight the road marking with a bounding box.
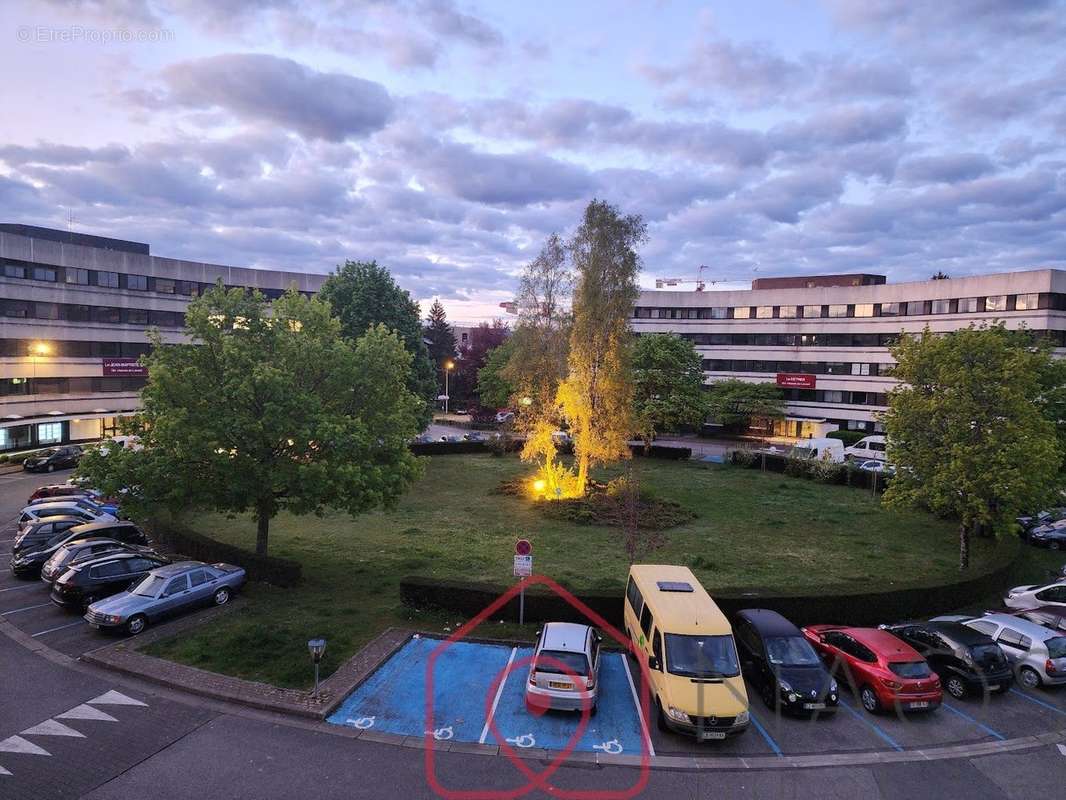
[88,690,147,707]
[593,739,623,755]
[1009,688,1066,716]
[837,698,904,752]
[56,704,117,723]
[506,733,536,748]
[748,710,783,756]
[940,702,1005,740]
[0,584,37,594]
[31,620,83,637]
[0,764,10,776]
[1,602,52,616]
[479,646,517,744]
[0,736,50,756]
[1057,743,1066,757]
[22,720,84,738]
[620,652,656,757]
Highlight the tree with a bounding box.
[632,333,709,450]
[318,260,435,427]
[76,284,424,556]
[705,379,786,428]
[557,199,646,495]
[424,299,457,385]
[883,324,1062,571]
[454,320,510,408]
[476,337,516,409]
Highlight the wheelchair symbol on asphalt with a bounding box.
[593,739,623,755]
[351,716,376,729]
[425,725,454,740]
[506,733,536,748]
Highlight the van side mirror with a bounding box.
[648,656,661,671]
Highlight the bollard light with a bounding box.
[308,638,327,700]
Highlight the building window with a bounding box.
[155,278,176,294]
[37,422,62,445]
[778,305,798,318]
[1015,293,1039,311]
[985,295,1007,312]
[847,419,869,431]
[32,266,57,282]
[756,306,774,319]
[176,280,198,296]
[906,301,929,315]
[35,302,60,320]
[126,309,149,325]
[65,268,90,285]
[823,390,844,403]
[126,274,148,291]
[96,271,120,288]
[958,297,980,314]
[802,305,823,319]
[827,304,848,318]
[826,362,848,375]
[880,302,900,317]
[853,304,874,318]
[4,301,29,318]
[4,263,27,279]
[873,421,885,433]
[93,307,122,324]
[733,307,751,319]
[851,363,871,376]
[634,307,652,319]
[931,299,953,314]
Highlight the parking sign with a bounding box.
[513,554,533,577]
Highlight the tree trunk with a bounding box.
[958,522,970,571]
[256,510,270,556]
[576,452,589,496]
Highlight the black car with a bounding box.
[735,609,839,714]
[881,620,1014,699]
[1027,521,1066,550]
[22,446,83,473]
[10,520,149,577]
[40,538,145,584]
[10,516,89,576]
[1017,508,1066,538]
[51,551,170,611]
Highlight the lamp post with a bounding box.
[30,341,50,384]
[307,638,327,700]
[443,360,454,414]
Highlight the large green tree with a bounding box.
[476,337,517,409]
[632,333,709,450]
[883,324,1063,570]
[319,260,435,426]
[705,379,785,428]
[76,284,424,556]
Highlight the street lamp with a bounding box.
[307,637,327,700]
[443,360,454,414]
[29,341,51,383]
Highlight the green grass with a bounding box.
[144,454,1021,689]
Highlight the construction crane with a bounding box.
[655,264,723,291]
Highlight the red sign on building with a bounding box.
[776,373,817,389]
[102,358,147,377]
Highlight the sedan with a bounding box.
[40,538,145,584]
[803,625,942,714]
[85,561,246,635]
[1026,520,1066,550]
[22,446,83,473]
[1004,580,1066,611]
[51,551,170,611]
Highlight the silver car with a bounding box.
[85,561,246,635]
[1004,579,1066,611]
[950,613,1066,689]
[526,622,602,712]
[17,502,116,531]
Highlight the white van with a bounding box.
[787,437,845,463]
[844,435,887,463]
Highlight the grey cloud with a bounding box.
[739,169,845,224]
[897,153,995,183]
[769,104,908,151]
[0,142,129,167]
[417,0,502,48]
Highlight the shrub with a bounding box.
[810,455,847,484]
[731,448,757,467]
[826,430,866,446]
[783,456,812,479]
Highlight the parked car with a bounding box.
[494,410,515,425]
[85,561,246,635]
[844,435,887,463]
[1026,519,1066,550]
[788,438,845,463]
[938,613,1066,689]
[51,551,170,611]
[551,430,573,449]
[525,622,602,713]
[11,521,148,577]
[879,620,1013,699]
[1017,507,1066,536]
[40,538,148,584]
[1008,607,1066,634]
[734,609,838,714]
[1004,579,1066,611]
[27,483,91,503]
[856,460,895,475]
[17,502,116,531]
[10,517,87,576]
[22,446,84,473]
[802,624,942,713]
[26,495,120,517]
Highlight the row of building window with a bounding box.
[634,292,1062,321]
[673,329,1066,348]
[781,388,889,407]
[1,299,185,327]
[702,359,883,376]
[1,258,306,300]
[0,339,151,358]
[0,376,147,396]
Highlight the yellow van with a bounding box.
[624,565,749,740]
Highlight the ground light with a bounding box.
[307,637,327,699]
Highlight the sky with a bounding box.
[0,1,1064,323]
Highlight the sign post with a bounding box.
[514,539,533,625]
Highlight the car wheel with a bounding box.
[656,698,670,732]
[213,587,231,605]
[945,676,967,700]
[127,614,148,635]
[760,682,776,710]
[47,464,55,473]
[860,685,881,714]
[1019,666,1042,689]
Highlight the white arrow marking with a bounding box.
[0,765,11,776]
[593,739,623,755]
[87,690,147,707]
[506,733,536,748]
[56,704,117,723]
[21,720,84,738]
[0,736,50,756]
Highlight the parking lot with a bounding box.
[328,634,1066,759]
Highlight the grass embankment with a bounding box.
[145,454,1023,688]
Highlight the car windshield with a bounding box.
[765,636,822,666]
[664,634,740,678]
[888,661,932,678]
[1047,637,1066,659]
[534,649,589,676]
[38,449,58,457]
[790,446,815,459]
[970,644,1004,663]
[131,574,165,597]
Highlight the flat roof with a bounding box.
[0,224,149,255]
[629,565,730,634]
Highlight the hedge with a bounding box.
[731,450,889,493]
[628,444,692,460]
[410,439,522,456]
[400,546,1019,629]
[826,430,867,446]
[146,518,302,587]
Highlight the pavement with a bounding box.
[4,468,1066,798]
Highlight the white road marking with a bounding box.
[620,652,656,757]
[22,720,84,738]
[31,620,83,637]
[0,764,10,776]
[1058,743,1066,757]
[349,716,375,730]
[506,733,536,748]
[479,646,517,745]
[0,736,50,756]
[593,739,623,755]
[88,690,147,707]
[0,584,38,594]
[1,602,52,616]
[56,704,117,723]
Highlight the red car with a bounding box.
[27,484,88,503]
[802,625,942,714]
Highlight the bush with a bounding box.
[731,448,757,467]
[627,443,691,460]
[784,456,812,479]
[147,518,302,587]
[826,430,866,446]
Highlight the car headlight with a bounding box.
[778,679,793,694]
[830,679,838,693]
[735,710,749,725]
[665,706,690,723]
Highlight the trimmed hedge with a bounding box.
[826,430,866,446]
[731,450,889,493]
[410,439,522,456]
[628,444,692,460]
[147,518,302,587]
[400,546,1019,629]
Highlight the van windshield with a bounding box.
[790,446,816,460]
[664,634,740,678]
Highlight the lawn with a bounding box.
[145,453,1019,689]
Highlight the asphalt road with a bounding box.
[3,468,1066,799]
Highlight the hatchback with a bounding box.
[1004,580,1066,611]
[10,517,86,576]
[27,484,90,503]
[881,620,1013,699]
[51,551,170,611]
[11,521,148,576]
[16,503,110,532]
[40,538,145,584]
[22,446,83,473]
[526,622,602,713]
[944,613,1066,689]
[1009,606,1066,634]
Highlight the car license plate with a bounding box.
[699,731,727,741]
[88,623,100,629]
[548,681,572,690]
[803,702,826,710]
[908,701,929,709]
[988,684,1000,691]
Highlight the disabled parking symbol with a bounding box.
[505,733,536,748]
[425,725,454,741]
[350,716,375,730]
[593,739,624,755]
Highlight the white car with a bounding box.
[17,502,117,531]
[526,622,601,713]
[1004,580,1066,611]
[495,410,515,425]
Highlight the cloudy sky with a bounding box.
[1,1,1064,322]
